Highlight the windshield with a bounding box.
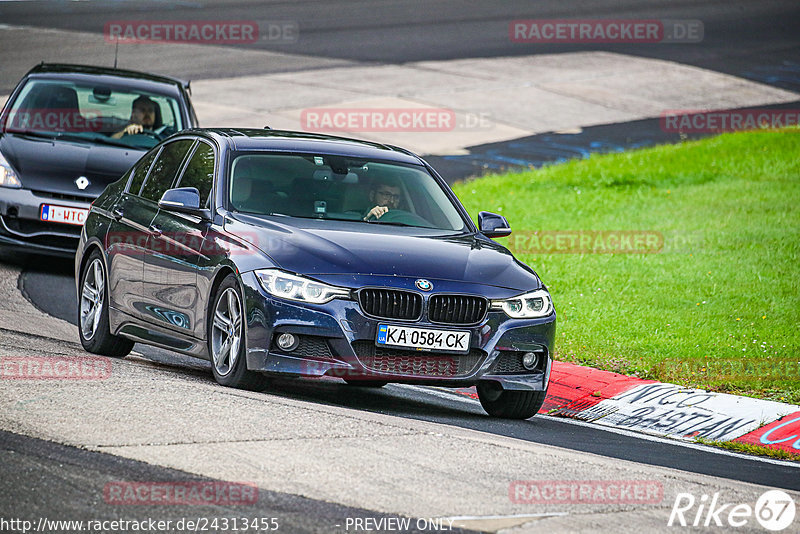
[1,79,184,149]
[229,153,468,232]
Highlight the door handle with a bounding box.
[112,207,124,221]
[148,224,162,237]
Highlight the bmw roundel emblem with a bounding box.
[415,279,433,291]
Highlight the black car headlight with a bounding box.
[0,152,22,189]
[491,289,553,319]
[255,269,350,304]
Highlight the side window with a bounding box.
[127,147,161,195]
[176,141,215,207]
[140,139,194,202]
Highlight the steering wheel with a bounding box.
[130,129,163,141]
[373,209,430,226]
[155,125,176,138]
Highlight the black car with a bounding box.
[0,63,199,256]
[75,128,556,419]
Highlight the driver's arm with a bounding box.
[363,205,390,221]
[111,123,144,139]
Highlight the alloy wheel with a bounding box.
[80,259,105,341]
[211,287,242,376]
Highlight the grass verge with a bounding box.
[693,437,800,462]
[453,129,800,404]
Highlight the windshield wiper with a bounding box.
[3,128,59,141]
[364,219,415,227]
[4,128,135,148]
[70,134,133,148]
[264,214,356,222]
[260,213,425,227]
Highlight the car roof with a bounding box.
[185,128,426,165]
[24,63,189,95]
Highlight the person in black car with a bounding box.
[363,179,402,221]
[111,95,161,138]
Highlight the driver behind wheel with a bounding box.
[111,95,161,138]
[363,178,402,221]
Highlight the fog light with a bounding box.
[522,351,539,370]
[276,333,299,351]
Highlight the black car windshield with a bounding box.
[229,153,468,232]
[2,79,184,149]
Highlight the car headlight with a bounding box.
[0,152,22,188]
[491,289,553,318]
[255,269,351,304]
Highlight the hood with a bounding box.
[227,213,541,292]
[0,133,144,197]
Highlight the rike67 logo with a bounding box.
[668,490,796,531]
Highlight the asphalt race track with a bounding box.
[2,430,455,534]
[6,250,800,493]
[2,1,800,532]
[2,1,799,175]
[1,0,798,81]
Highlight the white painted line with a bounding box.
[399,385,800,469]
[445,513,568,520]
[443,512,569,534]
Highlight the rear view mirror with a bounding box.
[159,187,209,219]
[312,169,359,183]
[478,211,511,238]
[92,86,112,102]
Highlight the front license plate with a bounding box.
[40,204,89,226]
[376,324,470,353]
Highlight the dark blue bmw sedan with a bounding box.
[75,128,555,419]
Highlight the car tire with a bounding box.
[344,380,388,388]
[78,251,134,358]
[477,381,546,419]
[209,274,267,391]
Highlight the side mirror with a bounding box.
[159,187,209,219]
[478,211,511,238]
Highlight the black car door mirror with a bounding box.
[478,211,511,238]
[158,187,209,219]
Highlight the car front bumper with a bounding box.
[240,271,556,391]
[0,187,88,256]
